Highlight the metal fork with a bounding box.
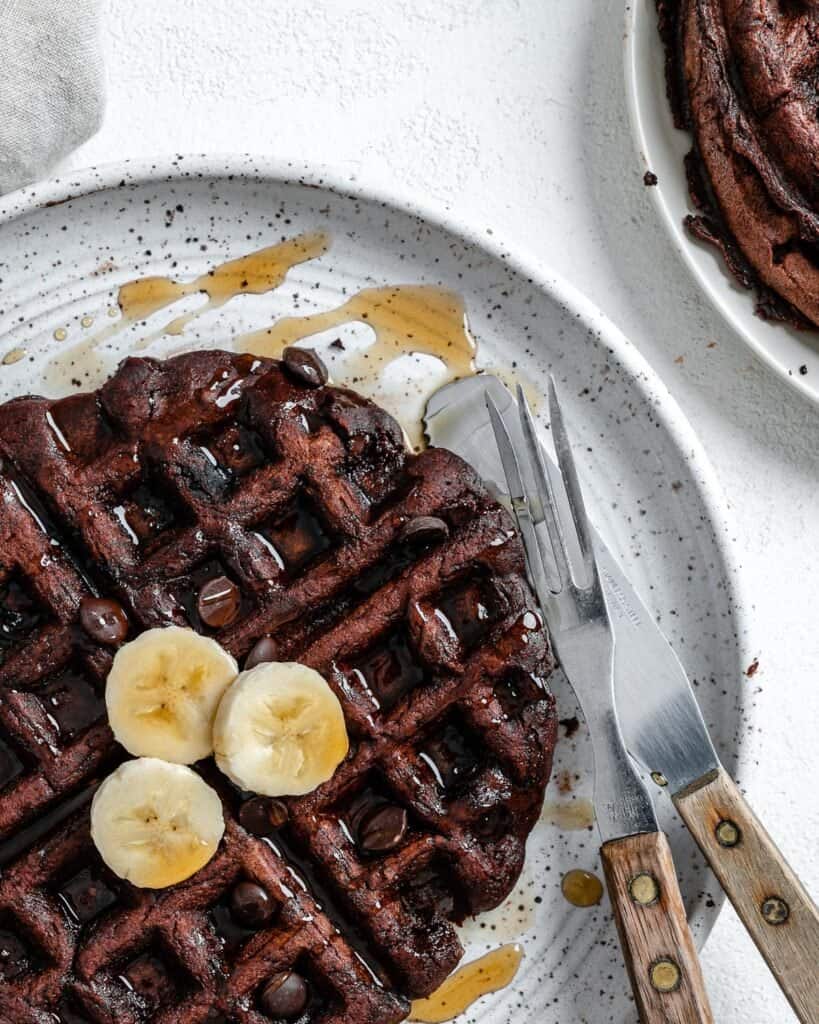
[487,380,715,1024]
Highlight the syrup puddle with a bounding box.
[409,944,524,1023]
[561,869,604,908]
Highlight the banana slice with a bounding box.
[91,758,224,888]
[213,662,349,797]
[106,626,239,764]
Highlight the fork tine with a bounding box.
[515,385,573,590]
[546,375,596,586]
[485,393,557,605]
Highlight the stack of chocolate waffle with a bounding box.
[0,350,557,1024]
[657,0,819,327]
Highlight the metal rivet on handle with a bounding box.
[629,872,659,906]
[761,896,790,926]
[650,771,668,788]
[649,958,682,993]
[715,819,741,847]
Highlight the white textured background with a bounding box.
[58,1,819,1020]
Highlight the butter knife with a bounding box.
[424,374,819,1024]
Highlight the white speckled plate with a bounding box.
[0,157,751,1024]
[624,0,819,405]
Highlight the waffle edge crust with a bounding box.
[0,350,557,1024]
[657,0,819,328]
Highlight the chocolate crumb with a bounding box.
[643,170,658,187]
[79,597,129,645]
[556,770,573,794]
[559,715,580,739]
[745,658,760,678]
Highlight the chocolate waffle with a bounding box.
[0,349,557,1024]
[658,0,819,327]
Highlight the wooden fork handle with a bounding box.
[600,831,714,1023]
[674,767,819,1024]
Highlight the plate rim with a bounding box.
[623,0,819,406]
[0,152,757,948]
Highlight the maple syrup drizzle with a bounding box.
[118,231,331,340]
[37,233,331,392]
[409,944,524,1023]
[561,869,604,908]
[34,234,476,451]
[239,283,476,380]
[237,284,476,448]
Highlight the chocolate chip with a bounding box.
[398,515,449,545]
[79,598,129,645]
[197,575,241,629]
[282,346,328,388]
[239,796,289,836]
[230,881,276,928]
[357,803,408,854]
[245,636,279,669]
[260,971,309,1020]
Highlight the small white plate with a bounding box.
[0,157,752,1023]
[624,0,819,404]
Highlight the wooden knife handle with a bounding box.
[600,831,714,1023]
[674,767,819,1024]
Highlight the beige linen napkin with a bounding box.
[0,0,104,194]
